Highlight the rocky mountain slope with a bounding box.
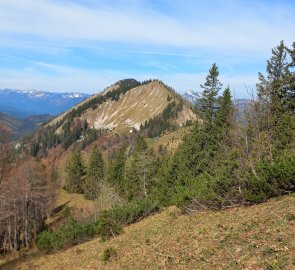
[0,89,89,118]
[49,79,196,134]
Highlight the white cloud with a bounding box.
[0,0,294,97]
[0,0,294,53]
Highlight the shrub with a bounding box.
[245,151,295,202]
[36,231,55,252]
[36,197,159,252]
[99,197,159,226]
[101,247,118,262]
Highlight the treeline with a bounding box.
[140,100,184,137]
[29,122,100,157]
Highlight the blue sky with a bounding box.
[0,0,294,97]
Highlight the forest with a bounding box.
[0,41,294,253]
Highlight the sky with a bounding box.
[0,0,294,98]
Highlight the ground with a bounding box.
[2,194,294,270]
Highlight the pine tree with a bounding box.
[107,146,126,197]
[256,41,295,152]
[199,63,222,123]
[287,42,295,112]
[83,145,104,200]
[124,137,157,200]
[214,87,235,141]
[64,150,85,193]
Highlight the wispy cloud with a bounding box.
[0,0,294,97]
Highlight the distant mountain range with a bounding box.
[182,90,252,116]
[0,89,90,118]
[182,90,201,104]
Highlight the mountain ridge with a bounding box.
[0,89,89,118]
[49,79,196,134]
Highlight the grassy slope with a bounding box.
[9,194,295,270]
[47,83,119,128]
[82,81,174,131]
[146,126,192,153]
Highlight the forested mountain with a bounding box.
[0,89,89,118]
[0,113,53,140]
[0,41,294,269]
[23,79,195,157]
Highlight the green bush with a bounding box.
[245,151,295,202]
[36,197,159,252]
[36,231,55,252]
[101,247,117,262]
[99,197,159,226]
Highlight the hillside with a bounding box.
[0,113,53,140]
[49,79,195,134]
[5,194,295,270]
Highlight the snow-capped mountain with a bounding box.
[0,89,90,118]
[182,90,201,104]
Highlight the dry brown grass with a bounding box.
[5,194,295,270]
[146,126,192,153]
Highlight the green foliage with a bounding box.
[64,150,85,194]
[100,197,159,226]
[107,146,126,197]
[36,197,159,252]
[141,100,183,138]
[83,145,104,200]
[36,219,98,252]
[164,87,243,209]
[245,151,295,202]
[124,137,158,200]
[198,63,222,123]
[101,247,117,262]
[152,155,174,205]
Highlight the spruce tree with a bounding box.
[214,87,235,140]
[124,137,157,200]
[257,41,295,152]
[64,150,85,193]
[199,63,222,123]
[83,145,104,200]
[107,146,126,197]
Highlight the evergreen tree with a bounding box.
[214,87,235,141]
[107,146,126,197]
[83,145,104,200]
[64,150,85,193]
[199,63,222,123]
[153,155,174,205]
[124,137,157,200]
[256,41,295,152]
